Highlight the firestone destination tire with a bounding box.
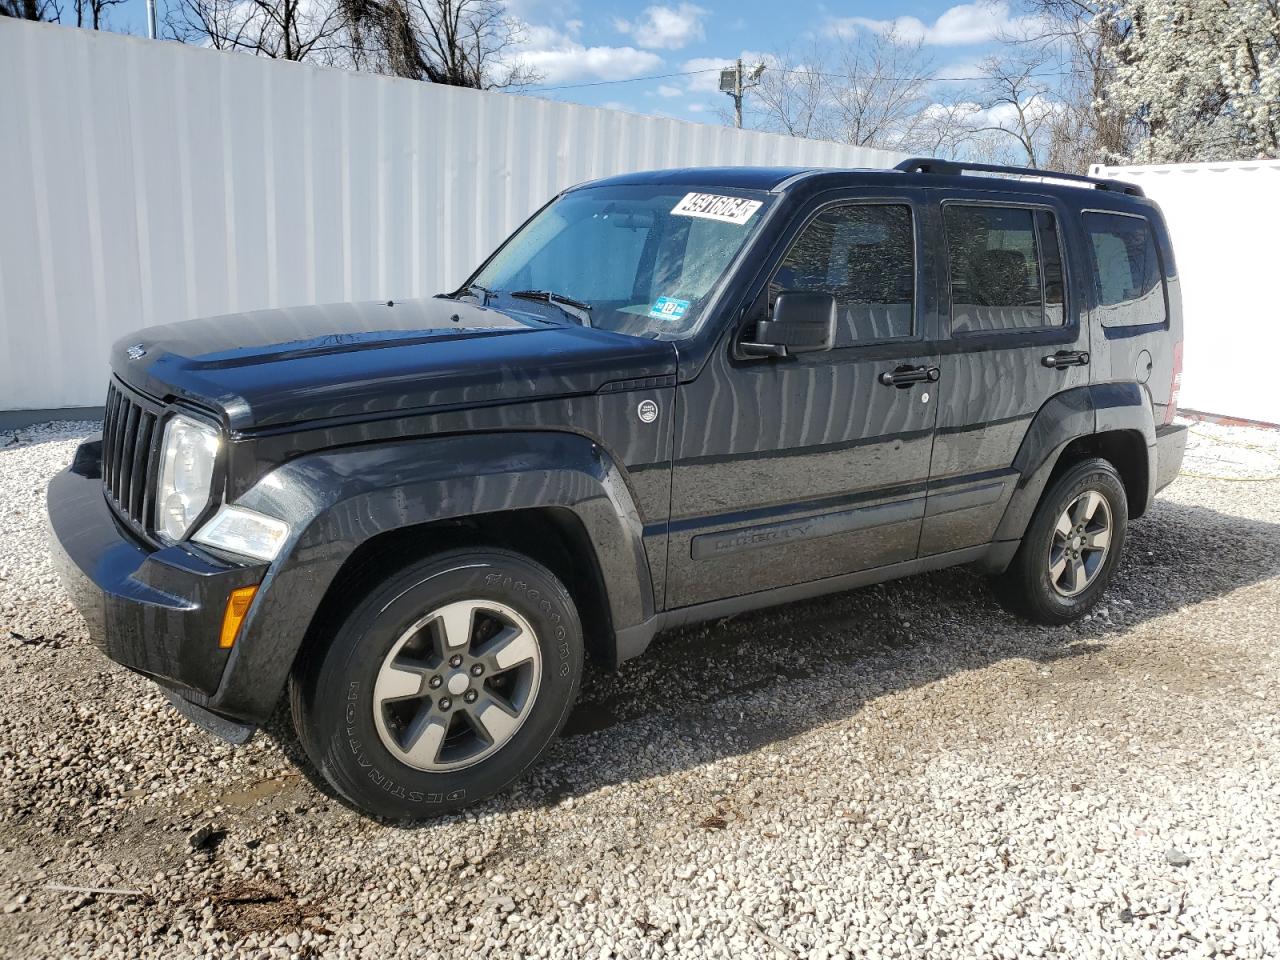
[291,549,583,820]
[996,457,1129,626]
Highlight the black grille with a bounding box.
[101,381,162,532]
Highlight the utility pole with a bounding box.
[719,59,766,129]
[732,57,743,129]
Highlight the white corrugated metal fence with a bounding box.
[0,20,905,413]
[1092,159,1280,425]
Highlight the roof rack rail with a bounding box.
[894,157,1145,197]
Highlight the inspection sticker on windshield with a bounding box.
[671,192,763,225]
[649,296,690,321]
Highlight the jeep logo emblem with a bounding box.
[636,399,659,423]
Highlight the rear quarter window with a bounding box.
[1083,211,1168,327]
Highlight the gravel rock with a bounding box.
[187,824,216,850]
[1,416,1279,959]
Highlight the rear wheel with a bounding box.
[996,457,1128,625]
[291,549,583,820]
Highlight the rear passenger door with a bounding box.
[922,191,1089,556]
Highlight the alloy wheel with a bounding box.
[1047,490,1113,598]
[372,599,542,772]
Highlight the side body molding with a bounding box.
[208,431,654,722]
[990,382,1156,550]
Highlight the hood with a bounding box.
[110,298,678,431]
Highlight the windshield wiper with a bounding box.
[510,289,592,327]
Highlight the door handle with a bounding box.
[1041,350,1090,369]
[879,365,940,387]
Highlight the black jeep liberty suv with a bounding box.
[48,159,1187,819]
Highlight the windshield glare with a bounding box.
[470,184,773,338]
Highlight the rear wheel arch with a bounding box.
[1049,429,1150,519]
[995,384,1156,544]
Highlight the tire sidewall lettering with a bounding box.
[484,570,572,673]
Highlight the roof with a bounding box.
[578,160,1148,202]
[580,167,819,191]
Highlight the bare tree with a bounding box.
[910,93,984,159]
[1009,0,1135,168]
[0,0,57,18]
[972,52,1059,167]
[830,30,935,148]
[2,0,111,24]
[749,46,831,140]
[71,0,124,28]
[168,0,349,62]
[168,0,531,87]
[747,31,935,149]
[342,0,537,88]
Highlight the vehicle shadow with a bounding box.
[263,495,1280,823]
[0,422,100,450]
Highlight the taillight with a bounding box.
[1164,340,1183,424]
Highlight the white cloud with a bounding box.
[920,95,1061,131]
[687,103,707,113]
[615,4,708,50]
[934,60,987,82]
[656,84,683,97]
[832,2,1040,47]
[514,23,665,84]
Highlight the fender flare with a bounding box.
[208,431,654,723]
[1094,382,1159,513]
[993,383,1155,544]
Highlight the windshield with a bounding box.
[467,184,774,338]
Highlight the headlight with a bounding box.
[192,505,290,562]
[157,415,220,541]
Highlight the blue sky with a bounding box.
[506,0,1027,117]
[104,0,1029,123]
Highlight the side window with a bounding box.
[771,204,914,346]
[943,205,1066,333]
[1083,212,1167,327]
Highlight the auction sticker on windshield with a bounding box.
[671,193,763,225]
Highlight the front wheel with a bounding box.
[995,457,1129,625]
[291,549,583,820]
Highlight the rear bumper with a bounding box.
[1155,423,1187,493]
[47,439,268,728]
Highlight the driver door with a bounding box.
[666,190,943,609]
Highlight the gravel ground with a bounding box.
[1,417,1278,959]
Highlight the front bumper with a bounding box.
[47,438,268,729]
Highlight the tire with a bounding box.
[290,548,583,820]
[995,457,1129,625]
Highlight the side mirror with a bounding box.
[739,291,837,358]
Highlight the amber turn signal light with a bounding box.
[219,586,259,649]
